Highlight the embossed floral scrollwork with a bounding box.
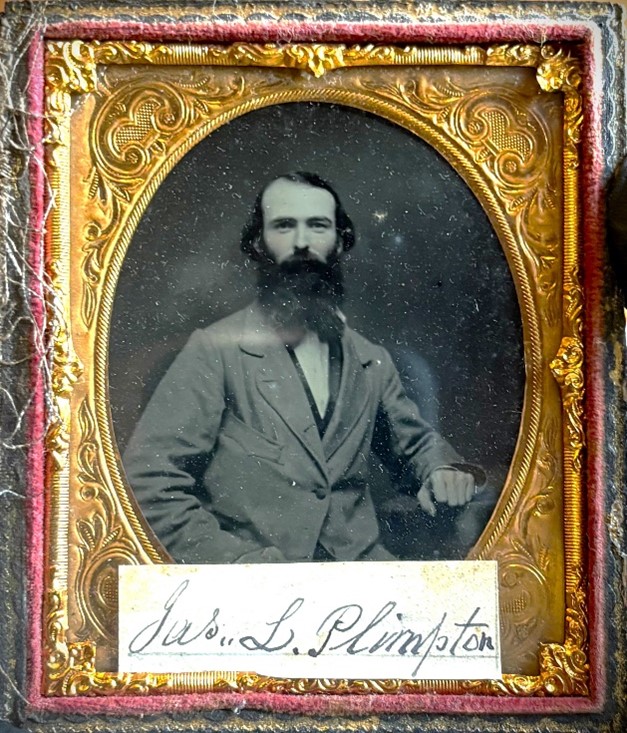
[486,44,540,67]
[46,587,72,689]
[47,269,83,469]
[536,566,589,695]
[550,336,584,472]
[46,41,98,96]
[283,44,346,78]
[75,399,140,641]
[462,568,588,696]
[536,45,582,95]
[495,513,554,666]
[489,418,561,672]
[209,43,348,78]
[80,73,275,326]
[60,650,170,696]
[89,73,268,187]
[564,269,584,339]
[75,520,140,642]
[535,45,582,166]
[92,41,174,66]
[360,75,561,323]
[46,567,170,696]
[234,675,407,695]
[203,42,487,77]
[47,638,171,696]
[93,82,190,184]
[45,42,98,170]
[50,330,81,400]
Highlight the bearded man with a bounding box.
[123,172,480,564]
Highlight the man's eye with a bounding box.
[275,220,293,231]
[311,221,330,231]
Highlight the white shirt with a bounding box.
[293,331,330,416]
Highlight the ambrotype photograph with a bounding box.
[109,102,523,566]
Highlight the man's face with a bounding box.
[260,179,340,264]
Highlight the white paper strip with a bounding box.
[118,561,501,680]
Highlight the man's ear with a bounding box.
[252,236,264,259]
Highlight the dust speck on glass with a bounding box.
[110,102,524,563]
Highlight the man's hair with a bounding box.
[240,172,356,262]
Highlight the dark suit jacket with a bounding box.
[123,303,464,563]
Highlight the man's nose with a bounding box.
[294,224,310,250]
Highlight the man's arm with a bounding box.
[123,330,286,564]
[375,347,481,515]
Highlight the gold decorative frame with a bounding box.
[43,41,586,697]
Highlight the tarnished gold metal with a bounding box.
[44,40,586,697]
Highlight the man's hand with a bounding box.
[417,467,475,517]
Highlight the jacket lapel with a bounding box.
[322,329,373,461]
[239,304,329,480]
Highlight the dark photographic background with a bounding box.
[109,103,524,559]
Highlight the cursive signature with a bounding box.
[129,580,221,653]
[308,601,494,675]
[127,580,496,677]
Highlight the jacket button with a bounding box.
[313,487,327,500]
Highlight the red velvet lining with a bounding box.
[579,27,609,709]
[24,15,611,719]
[25,31,47,707]
[44,19,594,44]
[28,689,603,716]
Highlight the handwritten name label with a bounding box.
[118,561,501,679]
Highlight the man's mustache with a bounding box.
[278,254,335,276]
[256,250,343,299]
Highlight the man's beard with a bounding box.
[256,253,345,343]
